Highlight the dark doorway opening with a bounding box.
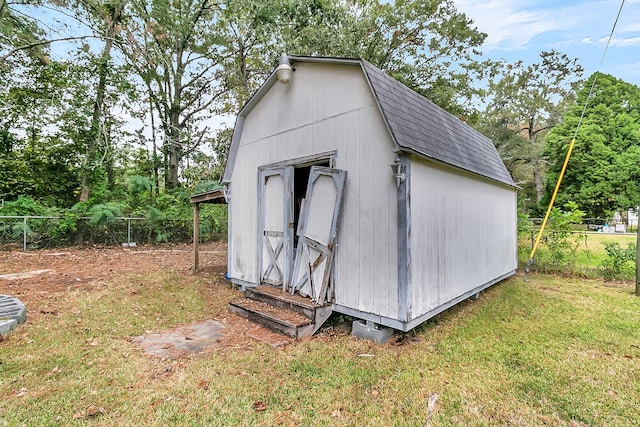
[293,161,329,246]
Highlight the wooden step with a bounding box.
[229,299,314,339]
[246,285,319,320]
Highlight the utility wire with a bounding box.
[525,0,626,279]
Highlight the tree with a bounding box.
[281,0,490,115]
[543,72,640,218]
[118,0,226,189]
[481,51,583,204]
[0,0,49,65]
[74,0,129,201]
[0,55,87,206]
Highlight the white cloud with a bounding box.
[454,0,582,51]
[599,36,640,47]
[453,0,640,87]
[453,0,626,51]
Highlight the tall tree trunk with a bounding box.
[149,94,159,197]
[532,160,544,203]
[167,108,181,189]
[79,2,126,201]
[166,49,184,189]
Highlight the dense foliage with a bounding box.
[1,0,492,218]
[1,0,639,228]
[544,73,640,218]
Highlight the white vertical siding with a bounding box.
[408,158,517,319]
[228,62,399,319]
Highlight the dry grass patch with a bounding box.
[1,246,639,425]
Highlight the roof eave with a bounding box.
[398,146,517,188]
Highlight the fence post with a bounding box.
[127,218,131,246]
[23,216,27,252]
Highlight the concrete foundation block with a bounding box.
[352,320,394,344]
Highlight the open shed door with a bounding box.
[258,166,293,289]
[290,167,347,304]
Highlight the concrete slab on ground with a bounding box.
[131,319,226,359]
[0,269,52,281]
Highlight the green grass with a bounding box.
[520,231,637,279]
[1,270,640,425]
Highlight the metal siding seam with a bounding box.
[397,154,411,322]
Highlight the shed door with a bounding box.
[290,167,347,304]
[259,166,293,289]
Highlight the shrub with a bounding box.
[601,241,636,279]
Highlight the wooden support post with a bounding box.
[193,202,200,272]
[636,219,640,296]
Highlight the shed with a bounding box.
[222,55,517,339]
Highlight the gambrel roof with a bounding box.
[223,55,515,187]
[359,60,514,186]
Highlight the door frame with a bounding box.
[257,151,337,290]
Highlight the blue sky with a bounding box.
[454,0,640,87]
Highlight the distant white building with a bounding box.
[628,208,638,227]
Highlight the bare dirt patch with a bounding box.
[0,243,296,352]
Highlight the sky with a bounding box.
[453,0,640,87]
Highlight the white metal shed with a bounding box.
[222,55,517,334]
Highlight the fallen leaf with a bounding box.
[253,401,267,411]
[73,411,85,419]
[425,392,439,426]
[607,390,617,396]
[427,392,438,413]
[331,408,342,418]
[86,406,104,418]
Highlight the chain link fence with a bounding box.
[0,216,226,251]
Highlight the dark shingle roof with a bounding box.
[360,60,515,187]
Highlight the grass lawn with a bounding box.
[520,231,637,279]
[1,246,639,426]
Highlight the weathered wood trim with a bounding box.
[193,203,200,272]
[401,270,516,331]
[290,166,347,304]
[190,189,225,204]
[257,165,294,289]
[227,186,233,283]
[331,304,407,331]
[514,190,520,269]
[397,146,518,189]
[397,153,411,322]
[262,150,338,170]
[222,116,245,184]
[230,277,258,291]
[335,269,515,332]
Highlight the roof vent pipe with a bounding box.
[276,53,293,84]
